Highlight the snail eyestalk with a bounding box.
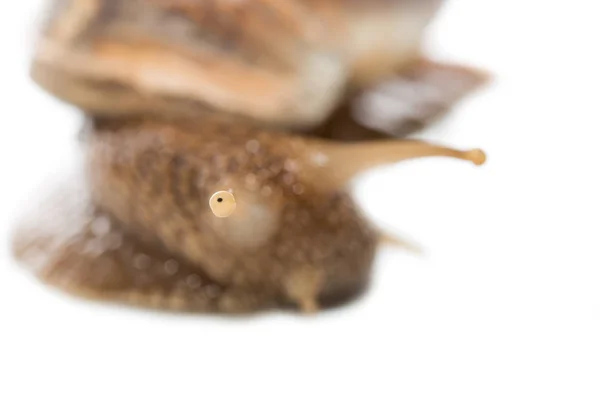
[308,139,487,187]
[210,191,237,218]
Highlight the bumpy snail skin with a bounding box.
[12,116,485,313]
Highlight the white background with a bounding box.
[1,1,599,399]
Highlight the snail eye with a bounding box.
[209,191,236,218]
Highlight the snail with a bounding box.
[12,0,489,314]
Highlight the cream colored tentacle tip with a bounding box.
[463,149,487,166]
[305,140,488,191]
[209,190,237,218]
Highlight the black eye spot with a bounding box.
[217,198,223,203]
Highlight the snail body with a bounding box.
[13,0,488,313]
[14,116,483,313]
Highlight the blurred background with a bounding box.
[0,1,599,399]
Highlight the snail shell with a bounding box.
[33,0,444,128]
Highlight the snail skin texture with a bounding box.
[13,117,485,314]
[12,0,489,314]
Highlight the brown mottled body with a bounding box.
[14,118,380,312]
[87,118,378,311]
[13,114,485,313]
